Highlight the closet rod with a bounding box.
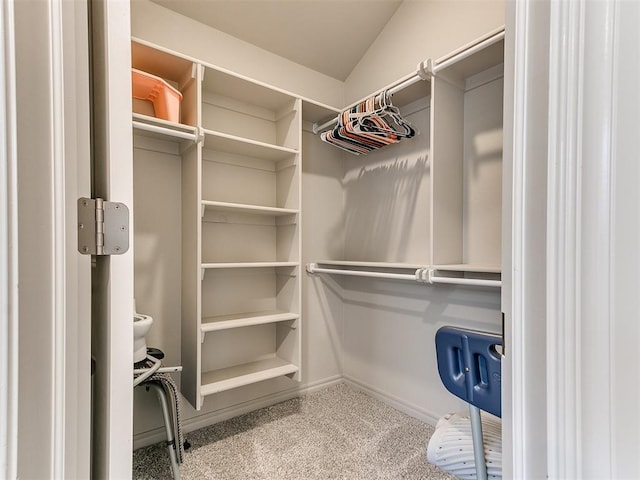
[132,120,198,142]
[306,263,421,282]
[312,28,505,135]
[312,73,425,134]
[431,29,505,75]
[306,263,501,288]
[428,275,502,288]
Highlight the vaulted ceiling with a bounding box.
[149,0,404,81]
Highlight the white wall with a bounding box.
[345,0,505,104]
[130,0,343,108]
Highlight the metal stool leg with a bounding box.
[148,383,181,480]
[469,404,488,480]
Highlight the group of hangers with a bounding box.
[320,90,416,155]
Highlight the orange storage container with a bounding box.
[132,68,183,122]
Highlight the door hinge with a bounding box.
[77,197,129,255]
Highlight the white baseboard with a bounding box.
[133,375,344,450]
[342,375,442,427]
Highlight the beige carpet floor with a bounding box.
[133,383,456,479]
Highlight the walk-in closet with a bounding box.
[128,0,507,477]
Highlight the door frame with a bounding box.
[0,0,18,477]
[504,0,551,477]
[3,0,92,477]
[89,0,134,478]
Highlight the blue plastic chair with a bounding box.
[435,326,502,480]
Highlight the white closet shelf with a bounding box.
[202,262,299,269]
[302,99,340,124]
[200,357,299,396]
[201,200,298,217]
[433,28,504,81]
[131,38,195,84]
[201,310,299,332]
[202,129,298,162]
[202,66,297,111]
[132,113,198,142]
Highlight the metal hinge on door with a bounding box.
[77,197,129,255]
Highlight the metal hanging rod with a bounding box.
[306,263,422,282]
[312,70,428,134]
[428,273,502,288]
[132,120,199,142]
[312,28,505,135]
[306,263,501,288]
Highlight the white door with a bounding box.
[90,0,134,478]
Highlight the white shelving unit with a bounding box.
[430,30,504,279]
[130,28,504,413]
[130,38,327,411]
[307,30,504,286]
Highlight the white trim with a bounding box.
[508,0,553,477]
[133,376,344,449]
[574,0,616,477]
[49,0,67,477]
[0,0,18,477]
[509,2,529,475]
[89,0,134,476]
[546,1,583,477]
[546,0,617,478]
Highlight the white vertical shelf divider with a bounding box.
[430,30,505,277]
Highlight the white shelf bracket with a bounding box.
[196,126,205,144]
[201,268,206,281]
[417,59,433,80]
[427,268,435,285]
[415,267,430,283]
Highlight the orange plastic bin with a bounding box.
[132,68,183,123]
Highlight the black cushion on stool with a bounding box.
[147,347,165,360]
